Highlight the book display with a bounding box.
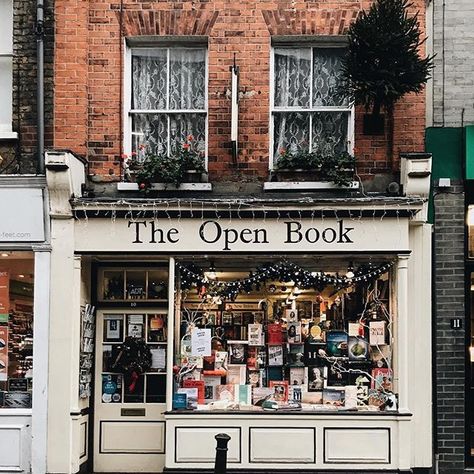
[174,259,397,412]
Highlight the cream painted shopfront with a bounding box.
[45,162,432,473]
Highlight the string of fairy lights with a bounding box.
[177,260,394,300]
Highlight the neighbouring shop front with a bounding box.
[45,182,433,472]
[0,176,49,474]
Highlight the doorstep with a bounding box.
[263,181,360,191]
[117,182,213,192]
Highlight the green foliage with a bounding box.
[275,149,356,186]
[135,139,205,189]
[339,0,434,114]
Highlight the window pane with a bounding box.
[312,112,348,154]
[0,57,12,130]
[273,112,309,156]
[0,0,13,53]
[132,113,168,156]
[169,113,206,153]
[169,48,206,110]
[132,50,167,110]
[312,48,347,107]
[274,48,311,108]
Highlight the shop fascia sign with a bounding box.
[75,217,409,252]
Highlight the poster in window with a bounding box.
[106,319,121,341]
[0,326,8,381]
[102,374,123,403]
[0,272,9,323]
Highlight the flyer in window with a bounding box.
[0,272,9,323]
[0,326,8,382]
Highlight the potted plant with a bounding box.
[123,136,206,191]
[339,0,433,142]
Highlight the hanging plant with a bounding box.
[134,136,206,190]
[339,0,433,141]
[112,336,152,392]
[275,149,356,187]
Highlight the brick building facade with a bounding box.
[53,0,427,187]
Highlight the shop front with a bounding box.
[45,169,432,473]
[0,176,50,474]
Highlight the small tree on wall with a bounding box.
[340,0,433,161]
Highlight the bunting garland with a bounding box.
[177,260,394,300]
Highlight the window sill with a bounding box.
[0,131,18,141]
[263,181,359,191]
[117,182,212,192]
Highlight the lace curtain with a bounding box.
[131,48,206,156]
[273,47,349,157]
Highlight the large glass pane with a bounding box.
[273,111,310,157]
[132,113,167,156]
[311,111,349,154]
[0,57,13,131]
[169,48,206,110]
[169,113,206,153]
[312,47,347,107]
[131,49,167,110]
[274,48,311,108]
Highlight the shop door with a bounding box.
[93,310,168,472]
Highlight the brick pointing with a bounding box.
[433,182,466,473]
[53,0,427,184]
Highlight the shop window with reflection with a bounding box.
[173,258,397,412]
[0,252,34,409]
[468,206,474,258]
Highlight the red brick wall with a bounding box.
[53,0,427,183]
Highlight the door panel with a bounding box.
[93,310,167,472]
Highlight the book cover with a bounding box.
[288,344,305,366]
[222,312,233,326]
[327,365,349,387]
[367,388,385,408]
[326,331,348,357]
[348,336,369,361]
[172,392,187,410]
[270,380,289,402]
[214,351,228,370]
[302,391,323,404]
[237,384,251,404]
[215,384,235,402]
[322,388,345,406]
[233,312,243,325]
[289,385,303,402]
[267,366,283,382]
[203,375,222,402]
[268,345,284,366]
[247,369,263,387]
[228,340,247,364]
[369,320,386,346]
[308,322,323,341]
[177,387,198,409]
[308,366,326,391]
[344,385,358,409]
[287,321,302,343]
[371,368,393,391]
[348,322,365,337]
[285,309,298,321]
[227,364,247,385]
[289,366,306,386]
[248,324,264,346]
[304,341,325,366]
[203,352,215,371]
[252,387,274,405]
[182,379,205,404]
[267,323,283,345]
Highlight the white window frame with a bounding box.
[0,0,16,139]
[124,44,208,169]
[269,45,354,170]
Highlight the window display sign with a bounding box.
[0,327,8,382]
[0,272,9,322]
[75,217,409,253]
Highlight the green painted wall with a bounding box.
[466,125,474,180]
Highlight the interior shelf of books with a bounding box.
[172,258,397,413]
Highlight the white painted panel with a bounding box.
[0,425,22,470]
[325,428,390,464]
[249,428,315,463]
[175,427,240,463]
[100,421,164,454]
[79,420,87,459]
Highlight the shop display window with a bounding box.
[0,251,34,409]
[173,258,397,413]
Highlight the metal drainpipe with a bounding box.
[36,0,45,174]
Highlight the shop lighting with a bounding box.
[207,262,217,280]
[17,274,25,278]
[346,261,355,279]
[470,344,474,363]
[1,253,9,257]
[468,206,474,226]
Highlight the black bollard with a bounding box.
[214,433,231,474]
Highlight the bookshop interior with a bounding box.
[99,255,398,413]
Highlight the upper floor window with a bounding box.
[0,0,14,137]
[271,46,353,166]
[127,46,207,162]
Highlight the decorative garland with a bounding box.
[178,260,394,300]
